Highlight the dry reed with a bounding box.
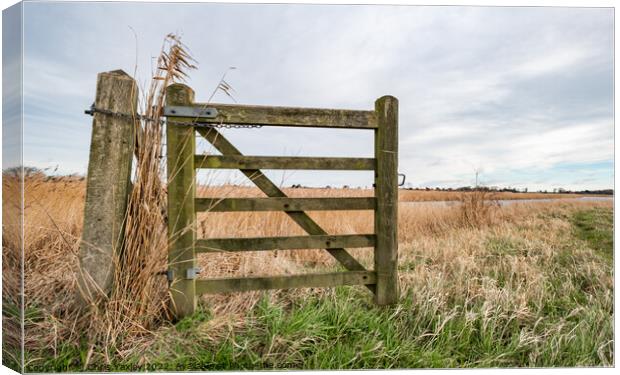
[1,169,23,367]
[78,34,198,363]
[4,34,198,367]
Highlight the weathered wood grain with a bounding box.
[195,197,376,212]
[166,84,197,318]
[166,103,377,129]
[374,96,399,305]
[195,127,375,294]
[196,271,377,294]
[196,234,376,252]
[77,70,136,305]
[194,155,375,170]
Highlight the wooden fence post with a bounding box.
[77,70,137,304]
[166,83,197,318]
[374,95,399,305]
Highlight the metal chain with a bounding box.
[84,104,262,129]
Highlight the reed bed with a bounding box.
[398,189,598,202]
[198,184,598,202]
[3,171,613,369]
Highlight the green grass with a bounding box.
[60,283,610,371]
[572,207,613,260]
[23,206,614,371]
[2,300,22,372]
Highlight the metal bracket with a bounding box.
[167,268,200,280]
[185,267,201,280]
[84,102,96,116]
[164,105,219,118]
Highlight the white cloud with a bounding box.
[19,3,614,190]
[514,47,589,78]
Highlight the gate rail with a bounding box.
[165,84,398,318]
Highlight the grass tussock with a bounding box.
[571,208,613,260]
[80,34,198,358]
[457,190,500,228]
[78,34,198,363]
[2,34,198,370]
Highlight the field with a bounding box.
[2,175,614,371]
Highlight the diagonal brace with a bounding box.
[196,128,375,293]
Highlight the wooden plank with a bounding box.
[196,234,375,252]
[374,95,399,305]
[166,84,198,318]
[195,197,376,212]
[195,127,375,294]
[77,70,136,305]
[196,271,377,294]
[166,102,377,129]
[194,155,375,170]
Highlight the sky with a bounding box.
[2,2,22,172]
[14,1,614,190]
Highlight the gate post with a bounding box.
[374,96,399,305]
[166,84,197,318]
[77,70,136,305]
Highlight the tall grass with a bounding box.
[0,35,198,369]
[132,201,612,370]
[1,168,23,368]
[79,34,198,364]
[5,172,613,370]
[457,189,500,228]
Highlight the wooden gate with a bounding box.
[164,84,398,318]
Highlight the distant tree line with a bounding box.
[402,185,613,195]
[3,166,84,181]
[4,167,613,196]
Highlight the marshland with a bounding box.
[2,172,613,370]
[2,12,614,370]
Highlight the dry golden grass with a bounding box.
[85,32,198,348]
[4,174,612,366]
[1,170,23,366]
[398,189,599,202]
[198,184,602,202]
[2,34,199,369]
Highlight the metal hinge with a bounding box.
[164,105,219,118]
[185,267,201,280]
[165,267,201,281]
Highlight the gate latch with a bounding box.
[398,173,406,187]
